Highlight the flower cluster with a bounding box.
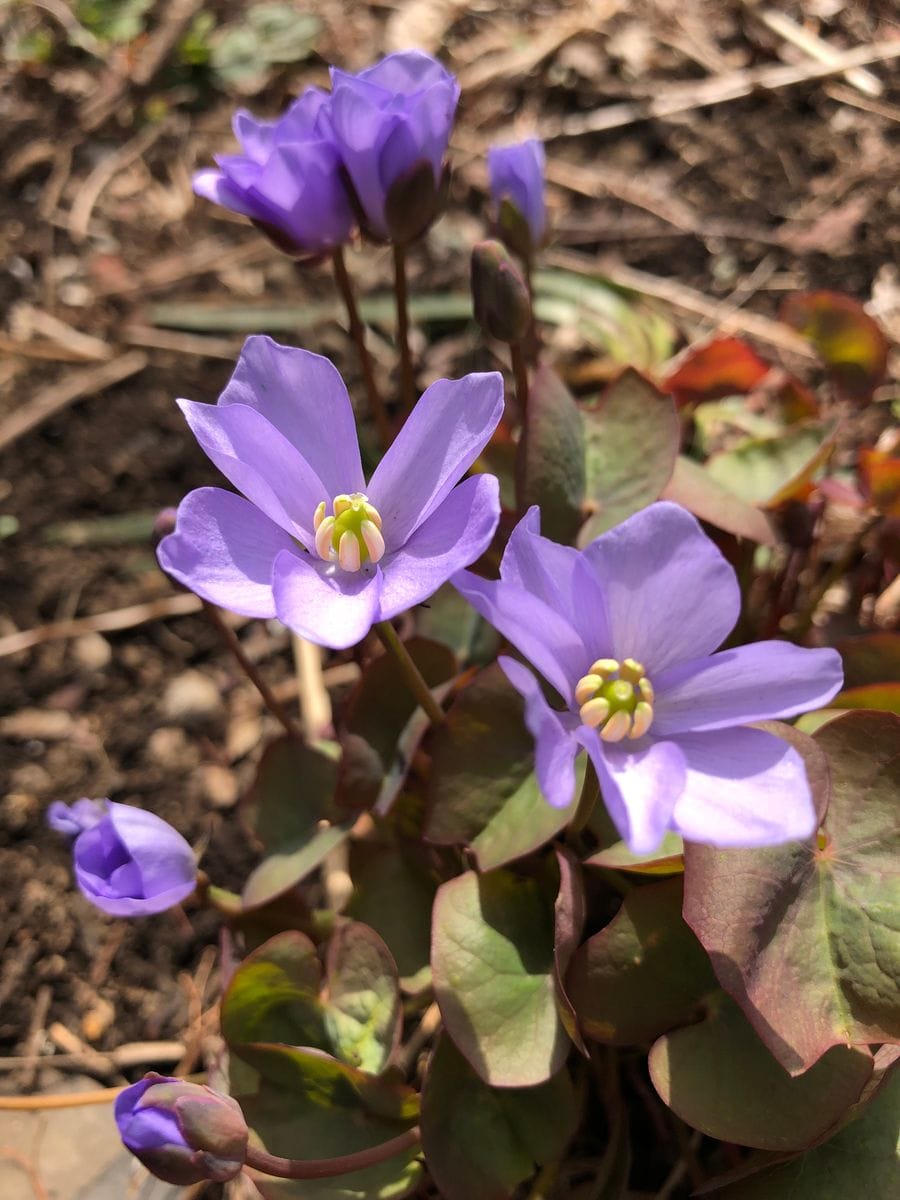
[454,503,843,851]
[195,50,459,251]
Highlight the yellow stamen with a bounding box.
[600,710,632,742]
[574,655,655,741]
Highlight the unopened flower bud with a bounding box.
[471,240,531,343]
[115,1074,248,1186]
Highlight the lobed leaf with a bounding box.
[683,711,900,1075]
[649,992,874,1151]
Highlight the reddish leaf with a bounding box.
[660,455,777,545]
[781,291,889,402]
[665,337,770,408]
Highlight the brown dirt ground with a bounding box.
[1,0,898,1106]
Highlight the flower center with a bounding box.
[574,657,654,743]
[313,493,385,572]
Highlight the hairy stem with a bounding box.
[375,620,445,726]
[392,242,415,419]
[244,1126,421,1181]
[202,601,302,741]
[331,246,391,450]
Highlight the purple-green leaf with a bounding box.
[683,710,900,1075]
[432,867,571,1087]
[346,848,436,994]
[649,992,874,1150]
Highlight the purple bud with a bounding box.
[48,799,196,917]
[193,88,355,258]
[330,51,460,242]
[152,507,178,547]
[488,139,547,255]
[471,240,532,343]
[115,1074,248,1186]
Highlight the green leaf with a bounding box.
[579,368,679,543]
[432,867,571,1086]
[324,922,402,1074]
[421,1035,579,1200]
[346,849,435,994]
[425,664,579,870]
[586,831,684,875]
[705,423,835,507]
[240,1048,420,1200]
[415,581,499,666]
[515,364,585,544]
[683,711,900,1075]
[221,931,326,1052]
[566,877,717,1045]
[660,455,776,545]
[649,992,874,1151]
[241,738,352,910]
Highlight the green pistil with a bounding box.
[314,493,385,573]
[575,657,654,742]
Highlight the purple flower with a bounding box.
[48,799,196,917]
[488,138,546,251]
[158,336,502,650]
[193,88,354,256]
[329,50,460,241]
[115,1074,247,1185]
[454,503,843,853]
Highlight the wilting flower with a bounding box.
[193,88,354,257]
[158,336,502,650]
[329,50,460,241]
[47,799,196,917]
[115,1074,247,1186]
[488,138,546,253]
[454,503,843,853]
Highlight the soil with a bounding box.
[1,0,897,1109]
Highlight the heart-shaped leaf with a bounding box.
[579,368,679,543]
[649,992,874,1150]
[567,876,717,1045]
[661,455,776,544]
[420,1034,579,1200]
[425,664,579,870]
[705,423,835,508]
[432,867,571,1086]
[683,710,900,1075]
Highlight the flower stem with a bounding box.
[375,620,445,726]
[568,760,600,836]
[244,1126,421,1181]
[392,242,415,419]
[330,246,391,450]
[201,601,302,742]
